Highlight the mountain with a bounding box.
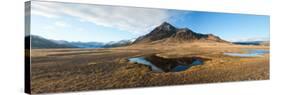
[133,22,228,44]
[26,35,77,49]
[233,41,269,46]
[26,35,133,49]
[70,42,104,48]
[104,40,132,48]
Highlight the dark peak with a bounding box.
[133,22,229,44]
[158,22,176,30]
[149,22,177,34]
[160,22,172,26]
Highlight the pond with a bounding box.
[128,57,163,72]
[128,55,207,72]
[224,49,269,57]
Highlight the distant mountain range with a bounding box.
[26,22,268,49]
[233,41,270,46]
[133,22,228,44]
[25,35,133,49]
[104,40,134,48]
[25,35,77,48]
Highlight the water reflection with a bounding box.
[128,55,206,72]
[128,57,163,72]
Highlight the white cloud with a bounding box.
[30,1,172,35]
[31,2,61,18]
[54,21,69,27]
[31,9,59,18]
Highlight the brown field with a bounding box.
[29,42,269,94]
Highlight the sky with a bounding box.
[28,1,270,43]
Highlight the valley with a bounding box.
[30,42,269,93]
[29,22,269,94]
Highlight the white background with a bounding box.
[0,0,280,95]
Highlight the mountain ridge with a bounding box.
[25,35,132,49]
[133,22,228,44]
[233,41,270,46]
[25,35,78,49]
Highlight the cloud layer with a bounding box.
[31,1,173,34]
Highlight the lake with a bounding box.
[224,49,269,57]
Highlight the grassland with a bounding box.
[29,42,269,94]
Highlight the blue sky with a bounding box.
[29,1,269,43]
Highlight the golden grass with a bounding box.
[30,42,269,94]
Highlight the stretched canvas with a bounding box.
[25,1,270,94]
